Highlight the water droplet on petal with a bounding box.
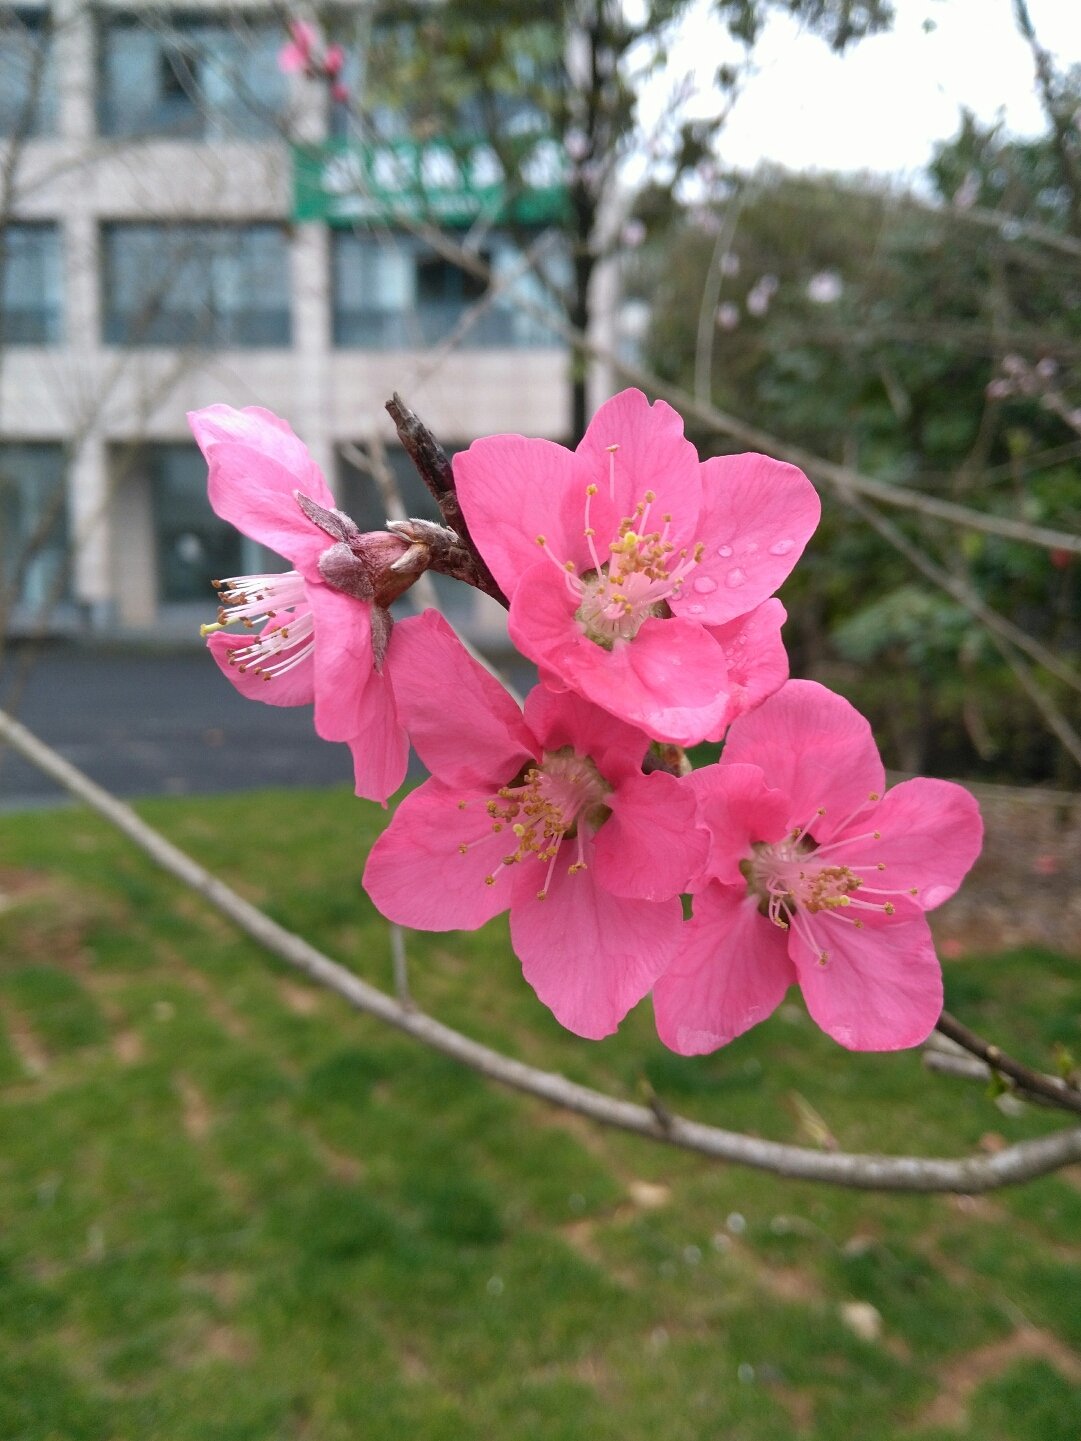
[692,575,717,594]
[769,537,794,556]
[726,567,747,589]
[718,544,733,558]
[687,603,705,615]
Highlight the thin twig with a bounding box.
[385,393,506,606]
[936,1010,1081,1117]
[2,704,1080,1194]
[389,923,412,1008]
[336,439,524,704]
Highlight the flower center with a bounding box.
[534,448,704,649]
[740,795,918,966]
[200,570,314,681]
[466,747,611,899]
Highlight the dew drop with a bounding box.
[769,537,794,556]
[725,567,747,589]
[692,575,718,594]
[717,543,733,557]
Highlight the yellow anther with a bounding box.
[485,875,496,886]
[586,483,598,495]
[458,843,468,854]
[868,791,881,801]
[884,902,895,915]
[644,489,656,502]
[564,560,575,571]
[536,534,547,546]
[605,444,619,454]
[876,862,886,871]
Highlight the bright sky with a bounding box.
[665,0,1081,182]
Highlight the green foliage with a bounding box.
[635,114,1081,781]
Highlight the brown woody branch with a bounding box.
[385,393,507,606]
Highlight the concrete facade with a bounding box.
[2,1,576,639]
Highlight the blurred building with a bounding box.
[1,1,573,640]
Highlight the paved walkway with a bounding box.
[0,644,375,809]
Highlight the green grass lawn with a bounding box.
[1,786,1079,1441]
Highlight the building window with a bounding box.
[1,223,63,344]
[97,11,288,140]
[0,7,57,137]
[0,444,68,615]
[331,229,564,349]
[102,224,291,347]
[141,444,243,604]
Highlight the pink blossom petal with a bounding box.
[288,19,317,49]
[510,852,682,1038]
[278,41,308,73]
[453,435,583,597]
[523,683,650,783]
[575,389,701,550]
[591,771,706,900]
[654,882,796,1053]
[704,599,789,739]
[509,565,731,745]
[671,452,819,625]
[206,624,315,707]
[721,680,885,844]
[828,778,983,913]
[347,664,408,803]
[689,763,791,887]
[388,611,535,787]
[790,914,943,1051]
[191,409,334,577]
[190,406,334,510]
[306,584,375,744]
[364,782,515,930]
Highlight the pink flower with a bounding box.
[322,43,345,77]
[278,20,315,74]
[363,611,708,1039]
[653,681,983,1053]
[453,389,819,746]
[189,405,412,803]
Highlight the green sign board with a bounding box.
[292,136,568,227]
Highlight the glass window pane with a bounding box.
[145,444,242,603]
[98,12,288,139]
[0,444,68,613]
[1,223,63,344]
[332,227,563,350]
[102,224,291,347]
[0,8,57,137]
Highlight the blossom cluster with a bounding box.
[191,391,982,1054]
[277,19,348,101]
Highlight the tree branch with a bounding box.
[385,393,507,606]
[3,703,1080,1194]
[936,1010,1081,1117]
